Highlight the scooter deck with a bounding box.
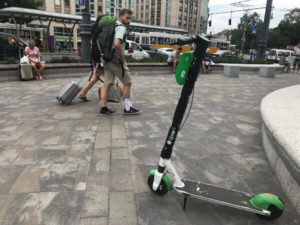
[175,179,266,215]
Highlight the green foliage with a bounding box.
[231,12,263,52]
[0,1,44,23]
[232,8,300,50]
[213,56,243,64]
[48,55,168,64]
[125,54,168,63]
[0,57,19,64]
[47,56,80,63]
[231,29,241,49]
[244,59,272,64]
[213,56,272,64]
[284,8,300,24]
[268,8,300,47]
[0,0,43,9]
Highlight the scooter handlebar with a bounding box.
[170,34,210,46]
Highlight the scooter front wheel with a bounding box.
[147,174,169,196]
[256,205,283,221]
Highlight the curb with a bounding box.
[0,63,284,82]
[260,85,300,215]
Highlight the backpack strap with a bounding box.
[96,40,103,57]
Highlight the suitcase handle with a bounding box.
[79,71,93,88]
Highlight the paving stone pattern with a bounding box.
[0,73,299,225]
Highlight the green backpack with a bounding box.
[95,15,117,62]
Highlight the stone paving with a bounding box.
[0,72,300,225]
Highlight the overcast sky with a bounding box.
[207,0,299,34]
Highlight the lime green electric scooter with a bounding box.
[147,35,285,221]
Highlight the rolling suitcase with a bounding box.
[56,71,93,105]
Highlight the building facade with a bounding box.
[26,0,208,50]
[37,0,105,50]
[134,0,209,35]
[200,0,209,34]
[36,0,136,50]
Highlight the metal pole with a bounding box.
[187,0,193,35]
[11,16,20,37]
[250,34,255,60]
[257,0,272,59]
[80,0,91,60]
[241,20,247,57]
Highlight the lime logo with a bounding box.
[167,140,172,145]
[181,71,185,78]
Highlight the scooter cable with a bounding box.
[179,87,194,130]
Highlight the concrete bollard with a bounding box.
[223,65,240,77]
[259,67,276,78]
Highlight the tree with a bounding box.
[231,12,263,52]
[268,8,300,48]
[0,1,44,23]
[0,0,43,9]
[284,8,300,24]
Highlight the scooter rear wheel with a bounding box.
[147,174,168,196]
[256,205,283,221]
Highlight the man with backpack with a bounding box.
[99,8,140,115]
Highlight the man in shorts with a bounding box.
[99,8,140,115]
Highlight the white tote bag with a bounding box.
[20,56,30,64]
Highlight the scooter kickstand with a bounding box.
[183,194,189,211]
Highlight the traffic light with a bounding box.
[229,19,231,26]
[209,20,211,27]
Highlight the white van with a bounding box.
[124,40,150,60]
[267,49,295,63]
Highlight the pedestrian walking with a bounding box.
[99,8,140,115]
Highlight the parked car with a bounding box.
[0,32,27,60]
[267,49,295,63]
[140,44,166,58]
[212,50,236,58]
[157,47,175,57]
[157,48,177,63]
[124,40,150,60]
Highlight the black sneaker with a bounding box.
[100,107,115,115]
[124,107,140,115]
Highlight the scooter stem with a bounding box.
[160,35,209,159]
[153,35,209,189]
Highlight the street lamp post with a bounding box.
[241,20,247,56]
[80,0,91,60]
[187,0,193,35]
[257,0,273,59]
